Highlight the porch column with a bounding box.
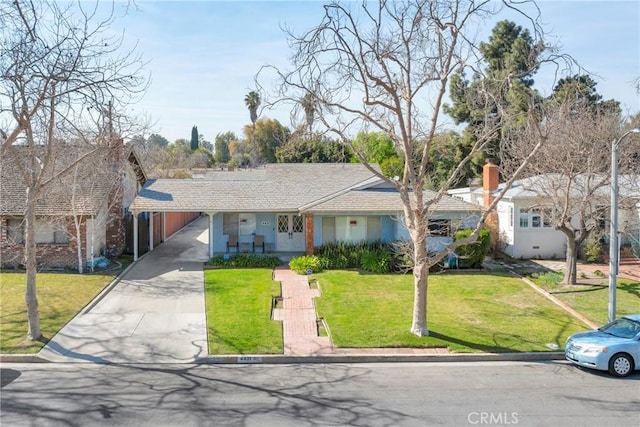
[149,211,154,251]
[305,213,314,255]
[207,212,215,259]
[162,212,166,242]
[133,211,139,261]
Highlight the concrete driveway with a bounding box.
[39,216,210,363]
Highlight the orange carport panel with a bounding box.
[165,212,200,238]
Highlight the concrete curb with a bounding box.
[0,354,50,363]
[194,352,566,365]
[2,351,566,365]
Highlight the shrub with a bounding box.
[289,255,325,274]
[209,254,281,269]
[454,229,491,269]
[317,241,391,270]
[361,249,393,273]
[533,271,563,288]
[316,242,357,269]
[582,239,602,264]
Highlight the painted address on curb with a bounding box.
[238,356,263,364]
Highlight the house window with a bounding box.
[6,218,24,244]
[508,206,514,228]
[238,213,256,236]
[519,208,551,229]
[428,219,451,237]
[54,228,69,244]
[223,213,239,237]
[223,213,256,238]
[35,219,69,244]
[322,217,336,243]
[367,216,381,241]
[336,216,367,242]
[531,209,542,228]
[291,215,304,233]
[519,209,529,228]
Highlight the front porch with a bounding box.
[129,212,312,262]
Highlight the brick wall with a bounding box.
[105,137,126,257]
[305,214,314,255]
[0,217,87,270]
[105,202,125,257]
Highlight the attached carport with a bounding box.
[129,210,205,261]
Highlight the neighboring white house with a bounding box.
[449,171,640,259]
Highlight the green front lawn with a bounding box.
[6,266,632,357]
[529,272,640,326]
[204,268,283,354]
[314,271,589,353]
[0,272,115,353]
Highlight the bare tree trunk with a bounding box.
[411,241,430,336]
[74,218,84,274]
[563,236,578,285]
[24,188,41,340]
[409,201,430,336]
[90,226,95,273]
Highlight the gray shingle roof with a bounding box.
[130,163,480,214]
[1,146,113,216]
[499,174,639,200]
[1,144,146,216]
[131,163,379,212]
[307,187,481,213]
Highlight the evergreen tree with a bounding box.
[214,132,235,163]
[190,125,199,151]
[443,20,544,181]
[549,74,621,115]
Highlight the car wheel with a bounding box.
[608,353,633,377]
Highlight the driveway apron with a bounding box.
[39,216,210,363]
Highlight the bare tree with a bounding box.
[501,100,636,285]
[261,0,561,336]
[0,0,146,340]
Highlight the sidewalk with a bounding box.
[37,217,210,364]
[531,259,640,282]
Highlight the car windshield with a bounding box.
[599,318,640,339]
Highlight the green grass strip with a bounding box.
[204,268,283,354]
[0,271,114,353]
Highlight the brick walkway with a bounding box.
[272,267,332,355]
[272,266,448,356]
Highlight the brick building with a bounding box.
[0,140,146,270]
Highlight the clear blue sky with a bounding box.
[115,1,640,143]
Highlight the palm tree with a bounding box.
[244,91,261,165]
[244,91,261,125]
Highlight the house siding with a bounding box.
[502,200,566,259]
[313,214,394,246]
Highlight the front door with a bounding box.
[276,214,305,252]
